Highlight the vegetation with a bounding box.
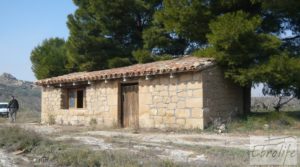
[65,0,161,72]
[0,110,40,124]
[0,126,184,167]
[29,0,300,112]
[0,114,298,166]
[47,114,56,125]
[0,126,43,152]
[226,111,300,134]
[30,38,69,80]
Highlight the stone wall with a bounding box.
[138,72,204,129]
[202,66,244,127]
[41,66,243,130]
[41,80,119,127]
[41,87,62,123]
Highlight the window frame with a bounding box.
[62,88,86,109]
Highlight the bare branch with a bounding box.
[274,96,295,112]
[280,96,295,106]
[282,35,300,41]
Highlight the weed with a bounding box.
[226,111,299,133]
[89,118,97,126]
[48,114,56,125]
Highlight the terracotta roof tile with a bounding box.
[36,56,215,86]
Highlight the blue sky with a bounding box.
[0,0,76,81]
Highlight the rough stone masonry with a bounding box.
[38,56,244,129]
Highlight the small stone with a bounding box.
[263,124,269,130]
[218,123,226,133]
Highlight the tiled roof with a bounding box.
[36,56,215,86]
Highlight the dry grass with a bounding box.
[0,126,186,167]
[225,111,300,136]
[16,111,40,123]
[0,111,40,124]
[171,143,249,167]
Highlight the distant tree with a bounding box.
[30,38,68,79]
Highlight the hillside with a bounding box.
[0,73,41,112]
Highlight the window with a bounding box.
[61,88,86,109]
[0,104,8,108]
[77,90,84,108]
[69,90,76,108]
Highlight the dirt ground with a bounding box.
[1,123,300,167]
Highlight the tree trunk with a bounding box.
[243,85,251,116]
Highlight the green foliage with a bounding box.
[66,0,162,71]
[142,18,188,55]
[226,111,298,132]
[132,49,154,63]
[153,54,173,61]
[195,11,281,86]
[108,57,132,68]
[193,10,300,103]
[254,54,300,98]
[31,0,300,102]
[154,0,211,43]
[30,38,68,79]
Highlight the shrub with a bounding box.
[0,126,43,152]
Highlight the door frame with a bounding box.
[119,82,139,128]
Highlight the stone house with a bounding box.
[36,56,244,129]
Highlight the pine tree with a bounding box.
[66,0,162,71]
[30,38,68,79]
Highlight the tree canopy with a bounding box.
[66,0,162,71]
[30,38,69,80]
[30,0,300,111]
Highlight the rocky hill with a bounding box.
[0,73,41,112]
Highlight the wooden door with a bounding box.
[121,84,139,128]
